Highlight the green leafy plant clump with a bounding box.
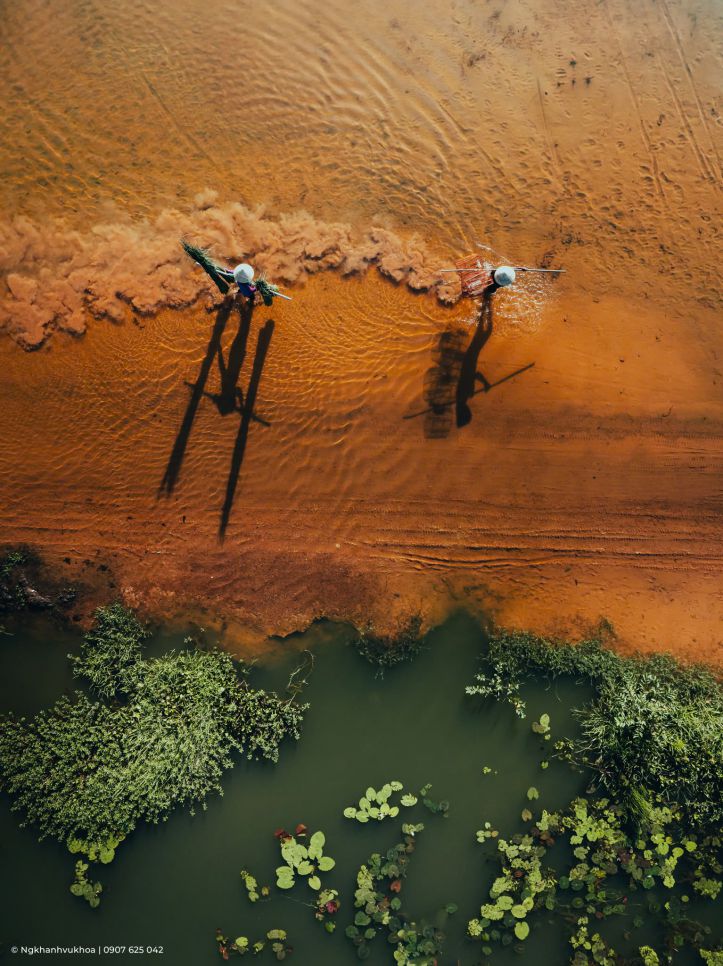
[347,826,455,964]
[343,781,405,823]
[0,605,308,879]
[466,628,723,830]
[215,927,292,960]
[469,793,722,962]
[69,860,102,908]
[275,828,336,893]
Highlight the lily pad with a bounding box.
[514,922,530,941]
[526,787,539,800]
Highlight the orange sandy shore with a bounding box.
[1,270,720,663]
[0,0,721,662]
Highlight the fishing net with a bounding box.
[455,244,561,332]
[181,240,230,294]
[454,254,494,298]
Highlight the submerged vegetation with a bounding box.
[0,546,76,613]
[352,615,424,674]
[0,604,308,903]
[466,628,723,831]
[348,826,456,964]
[2,607,721,962]
[469,795,721,960]
[217,790,454,964]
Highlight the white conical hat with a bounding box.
[493,265,516,287]
[233,263,255,284]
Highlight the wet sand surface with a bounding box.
[0,0,721,661]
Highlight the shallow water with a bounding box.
[0,613,717,964]
[1,0,721,659]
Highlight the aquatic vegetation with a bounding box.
[531,712,551,736]
[69,602,148,698]
[352,615,424,675]
[466,628,723,829]
[215,928,292,960]
[343,781,447,824]
[67,832,126,864]
[69,860,102,909]
[476,822,499,842]
[343,781,405,823]
[569,916,617,964]
[240,870,269,903]
[347,828,455,963]
[419,783,449,817]
[275,828,336,893]
[0,605,308,874]
[468,792,721,961]
[0,546,72,611]
[699,950,723,965]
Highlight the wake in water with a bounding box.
[0,192,462,349]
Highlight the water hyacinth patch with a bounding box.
[465,627,723,830]
[0,605,309,903]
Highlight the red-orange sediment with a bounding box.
[0,0,720,662]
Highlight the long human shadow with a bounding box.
[159,297,235,496]
[456,292,495,428]
[219,319,275,540]
[405,291,534,437]
[183,299,270,427]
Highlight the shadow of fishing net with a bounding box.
[422,327,467,439]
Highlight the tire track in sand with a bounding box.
[658,0,722,177]
[601,0,668,207]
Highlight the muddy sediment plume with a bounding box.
[0,0,721,664]
[0,196,461,349]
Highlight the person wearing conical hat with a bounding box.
[180,241,291,305]
[217,263,257,304]
[487,265,516,295]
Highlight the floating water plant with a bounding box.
[313,888,340,933]
[215,928,292,960]
[240,869,269,903]
[466,627,723,830]
[67,832,126,864]
[419,783,450,817]
[531,712,551,737]
[343,781,406,823]
[0,605,309,899]
[468,791,721,960]
[275,829,336,893]
[69,860,102,908]
[346,827,455,963]
[476,822,499,842]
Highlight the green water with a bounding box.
[0,613,715,965]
